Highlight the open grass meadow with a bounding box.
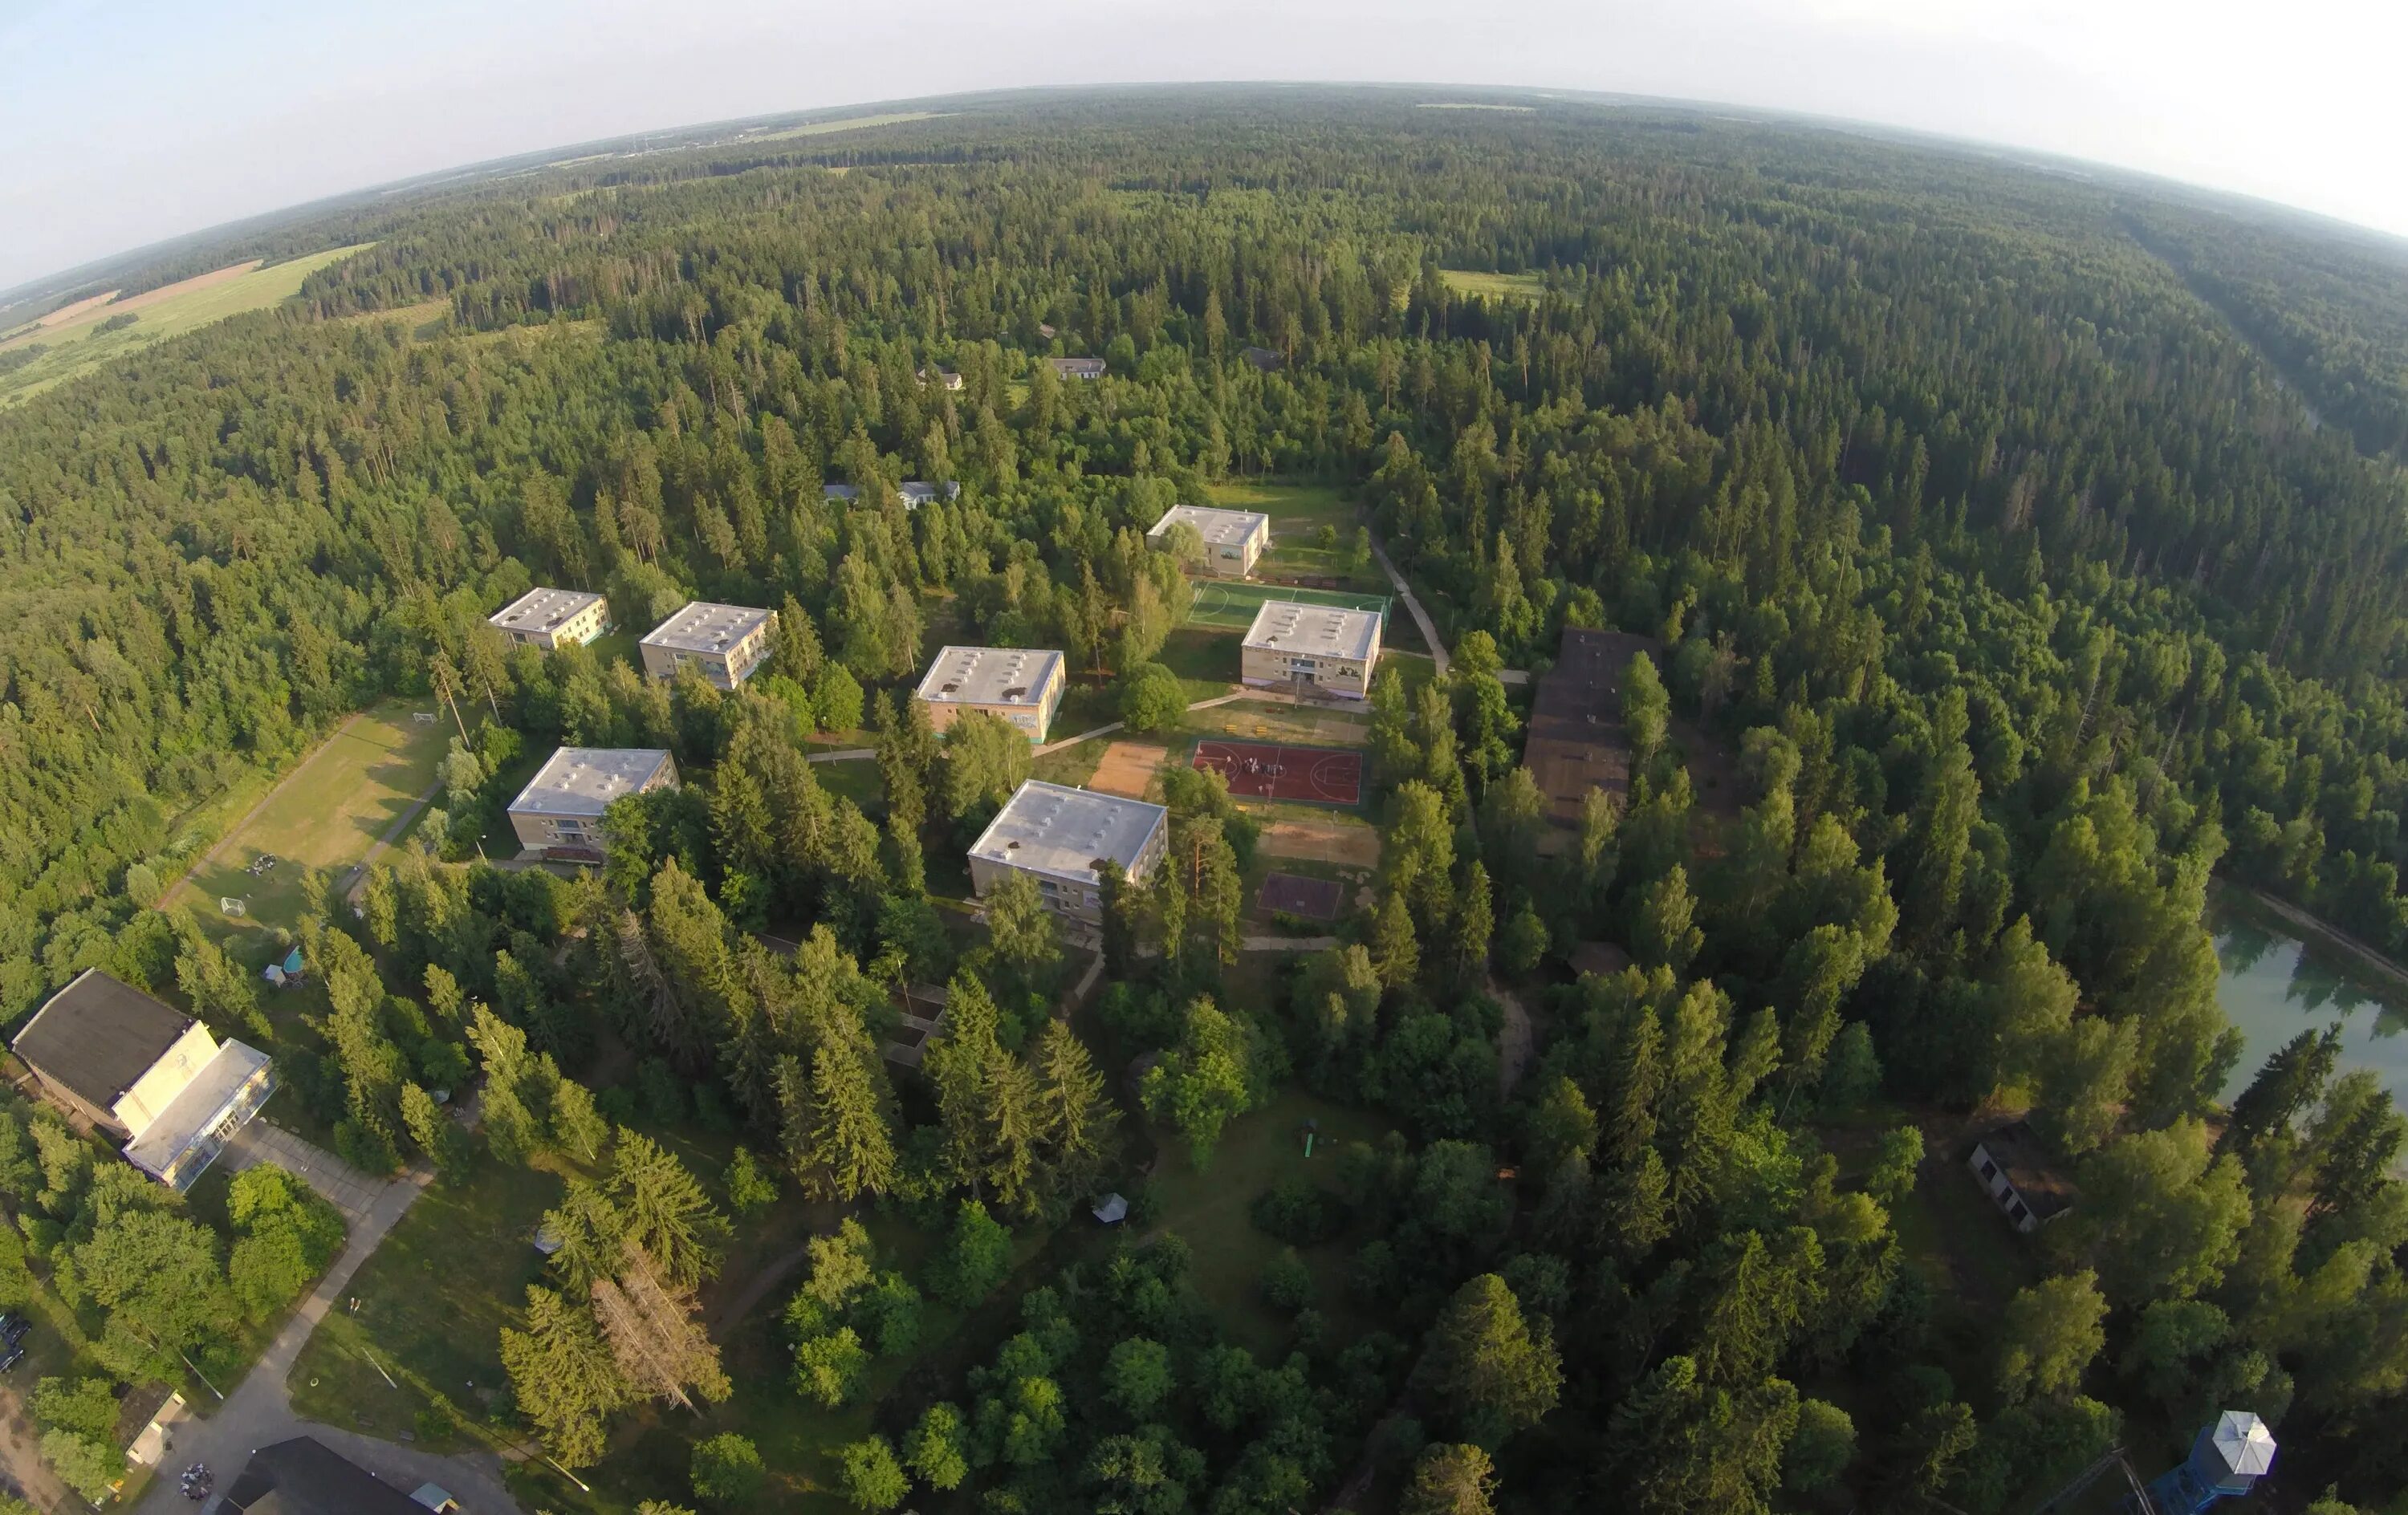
[1141,1087,1393,1357]
[161,700,453,947]
[1438,268,1549,302]
[1203,478,1390,591]
[0,245,372,404]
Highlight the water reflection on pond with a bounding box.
[2211,883,2408,1107]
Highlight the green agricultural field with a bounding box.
[743,112,946,142]
[161,699,452,945]
[0,244,372,404]
[1439,268,1548,301]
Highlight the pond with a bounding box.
[2211,883,2408,1107]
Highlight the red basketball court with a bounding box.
[1192,740,1365,806]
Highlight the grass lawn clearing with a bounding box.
[1142,1086,1393,1358]
[811,756,884,813]
[1157,627,1242,688]
[1205,480,1385,591]
[0,246,373,405]
[288,1157,570,1451]
[1187,697,1370,749]
[1439,269,1548,302]
[162,699,453,948]
[1033,733,1113,790]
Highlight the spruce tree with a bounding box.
[499,1286,631,1466]
[608,1128,730,1289]
[802,1040,899,1202]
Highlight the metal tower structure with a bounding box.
[2122,1411,2278,1515]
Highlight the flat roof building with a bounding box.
[1148,504,1271,579]
[489,587,609,650]
[11,969,275,1192]
[914,646,1068,742]
[506,747,679,860]
[1240,600,1382,700]
[639,601,776,688]
[969,780,1169,923]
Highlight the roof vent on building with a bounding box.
[1002,686,1027,701]
[941,682,960,693]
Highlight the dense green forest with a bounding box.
[2,88,2408,1513]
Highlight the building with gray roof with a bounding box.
[968,780,1169,922]
[488,587,609,649]
[506,747,679,859]
[638,600,776,688]
[1240,599,1383,698]
[914,646,1068,741]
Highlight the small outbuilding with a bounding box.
[1092,1192,1129,1225]
[1967,1119,2076,1233]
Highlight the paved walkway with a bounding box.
[133,1139,524,1515]
[338,774,445,904]
[1369,538,1450,676]
[222,1122,391,1228]
[806,747,876,764]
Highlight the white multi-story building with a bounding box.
[488,587,609,649]
[914,646,1068,742]
[968,780,1169,923]
[1239,600,1382,699]
[506,747,680,860]
[1148,504,1271,579]
[11,970,275,1191]
[639,601,776,688]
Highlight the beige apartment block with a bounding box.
[507,747,679,859]
[489,587,609,649]
[639,601,776,688]
[968,780,1169,923]
[1239,600,1382,699]
[1148,504,1271,579]
[914,646,1068,741]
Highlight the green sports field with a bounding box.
[1186,579,1390,630]
[161,699,453,945]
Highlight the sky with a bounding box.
[3,0,2404,291]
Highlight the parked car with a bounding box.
[0,1314,30,1344]
[0,1345,25,1373]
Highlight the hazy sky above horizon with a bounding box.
[3,0,2402,291]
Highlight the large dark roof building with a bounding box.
[10,967,193,1118]
[219,1436,430,1515]
[9,968,276,1192]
